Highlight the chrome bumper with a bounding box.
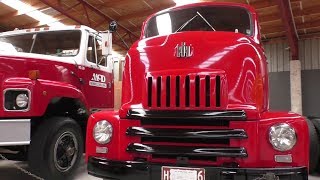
[0,119,30,146]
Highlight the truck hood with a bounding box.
[121,31,267,117]
[0,51,76,63]
[133,31,260,72]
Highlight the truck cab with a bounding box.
[0,25,114,179]
[86,2,309,180]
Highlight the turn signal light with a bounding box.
[28,70,40,80]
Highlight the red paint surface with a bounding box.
[86,2,308,170]
[0,55,113,117]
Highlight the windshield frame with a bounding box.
[0,29,82,57]
[143,5,254,38]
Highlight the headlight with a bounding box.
[93,120,113,144]
[4,89,30,111]
[269,123,296,151]
[16,93,29,108]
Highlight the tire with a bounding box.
[28,117,83,180]
[310,117,320,173]
[306,118,320,174]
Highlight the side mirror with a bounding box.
[109,21,117,32]
[101,31,112,56]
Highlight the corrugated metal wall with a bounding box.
[264,39,320,72]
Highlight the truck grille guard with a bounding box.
[126,109,248,162]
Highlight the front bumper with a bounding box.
[0,119,30,146]
[87,157,308,180]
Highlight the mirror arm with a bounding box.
[115,31,129,50]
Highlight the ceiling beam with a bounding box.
[116,5,173,22]
[0,3,47,23]
[91,0,131,8]
[76,0,138,39]
[39,0,87,25]
[275,0,299,60]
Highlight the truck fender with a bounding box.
[33,79,89,116]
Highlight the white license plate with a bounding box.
[161,166,205,180]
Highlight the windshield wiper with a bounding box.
[196,11,216,31]
[175,14,198,33]
[175,11,216,33]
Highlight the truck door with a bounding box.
[80,34,114,111]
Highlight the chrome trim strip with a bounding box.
[0,119,31,146]
[0,141,30,146]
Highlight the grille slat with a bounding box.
[195,75,200,107]
[148,77,152,107]
[166,76,171,107]
[175,76,180,107]
[185,75,190,107]
[216,75,221,107]
[127,143,248,158]
[156,77,161,107]
[147,74,221,108]
[205,75,211,107]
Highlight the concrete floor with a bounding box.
[0,159,319,180]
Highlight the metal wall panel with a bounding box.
[264,39,320,72]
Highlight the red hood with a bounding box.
[134,32,258,72]
[120,31,268,119]
[0,54,78,83]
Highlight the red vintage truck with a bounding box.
[0,25,114,179]
[86,2,320,180]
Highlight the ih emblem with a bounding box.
[175,42,193,58]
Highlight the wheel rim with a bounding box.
[53,131,78,172]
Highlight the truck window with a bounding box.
[0,33,35,53]
[87,35,106,66]
[87,36,96,64]
[0,30,81,56]
[145,6,252,38]
[32,31,80,56]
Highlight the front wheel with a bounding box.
[28,117,83,180]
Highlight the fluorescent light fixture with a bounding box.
[173,0,201,5]
[1,0,65,27]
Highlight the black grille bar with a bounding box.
[216,75,221,107]
[205,75,210,107]
[185,75,190,107]
[176,76,180,107]
[147,77,152,107]
[166,76,170,107]
[195,75,200,107]
[157,77,161,107]
[127,143,247,158]
[127,109,247,120]
[127,127,248,139]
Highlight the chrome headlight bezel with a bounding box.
[93,120,113,144]
[269,123,297,152]
[4,88,31,111]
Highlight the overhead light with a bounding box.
[1,0,65,27]
[173,0,201,6]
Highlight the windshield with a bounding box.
[145,6,252,38]
[0,30,81,57]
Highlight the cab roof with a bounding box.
[0,25,98,37]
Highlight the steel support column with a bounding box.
[276,0,301,114]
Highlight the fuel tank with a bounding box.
[120,31,268,118]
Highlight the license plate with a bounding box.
[161,166,205,180]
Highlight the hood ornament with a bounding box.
[175,42,193,58]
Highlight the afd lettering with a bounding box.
[91,73,106,83]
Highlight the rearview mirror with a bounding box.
[101,31,112,56]
[109,21,117,32]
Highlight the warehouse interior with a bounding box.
[0,0,319,179]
